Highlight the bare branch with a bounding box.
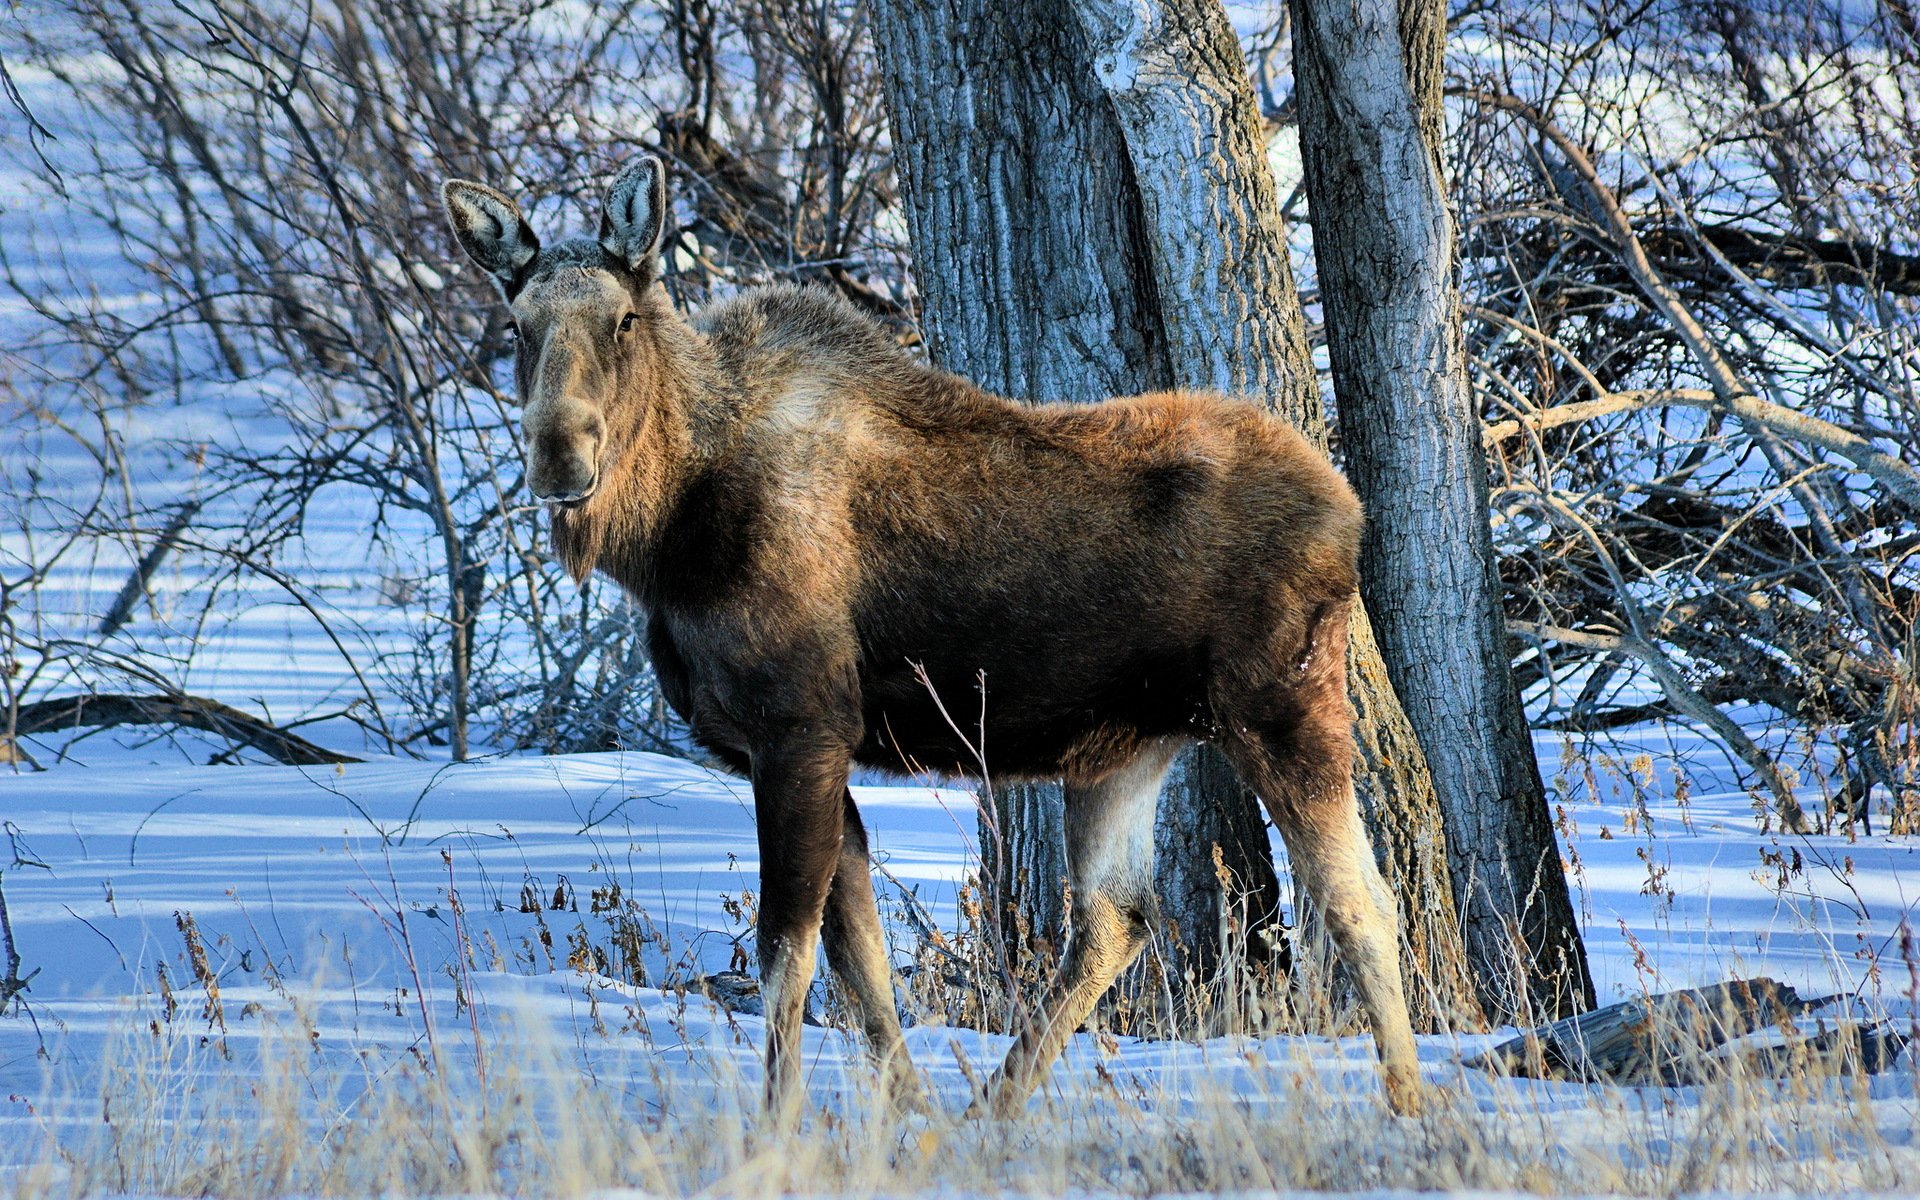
[11,693,360,767]
[1463,88,1920,510]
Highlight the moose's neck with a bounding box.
[549,299,731,593]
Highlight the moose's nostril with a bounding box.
[532,475,597,504]
[523,397,605,503]
[528,448,599,503]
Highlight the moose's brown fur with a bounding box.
[442,157,1421,1119]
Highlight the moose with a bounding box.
[441,156,1421,1117]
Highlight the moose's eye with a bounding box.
[619,312,640,334]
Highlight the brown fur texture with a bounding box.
[443,158,1422,1120]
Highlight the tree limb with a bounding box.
[1486,386,1920,511]
[98,500,202,635]
[10,693,360,767]
[0,875,39,1011]
[1508,620,1808,830]
[1462,89,1920,511]
[1483,388,1707,445]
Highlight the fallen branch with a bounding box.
[1508,620,1808,831]
[1644,221,1920,298]
[1466,223,1920,297]
[1464,977,1908,1085]
[10,692,361,767]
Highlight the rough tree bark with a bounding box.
[872,0,1479,1029]
[1291,0,1594,1020]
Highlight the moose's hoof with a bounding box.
[1383,1066,1427,1117]
[960,1073,1029,1121]
[883,1068,935,1119]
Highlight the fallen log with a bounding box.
[5,692,360,767]
[1463,977,1910,1085]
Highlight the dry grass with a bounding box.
[5,966,1915,1199]
[5,759,1916,1199]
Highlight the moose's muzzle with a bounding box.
[525,400,606,504]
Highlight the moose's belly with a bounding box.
[852,635,1211,779]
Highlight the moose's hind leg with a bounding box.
[979,739,1182,1117]
[820,788,927,1110]
[1213,609,1422,1114]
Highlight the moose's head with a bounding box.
[441,157,668,506]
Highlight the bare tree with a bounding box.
[1451,0,1919,836]
[869,4,1279,1024]
[1292,0,1593,1020]
[6,0,902,765]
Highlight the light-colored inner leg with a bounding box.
[981,740,1181,1116]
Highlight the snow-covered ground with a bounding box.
[1,737,1917,1196]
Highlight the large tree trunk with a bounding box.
[1291,0,1594,1020]
[872,0,1479,1030]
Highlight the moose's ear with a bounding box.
[599,155,666,278]
[442,180,539,288]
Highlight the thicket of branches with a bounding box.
[3,0,898,762]
[3,0,1913,839]
[1445,0,1919,832]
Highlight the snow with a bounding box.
[0,752,973,1004]
[1,739,1916,1195]
[3,6,1918,1195]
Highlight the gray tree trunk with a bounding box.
[872,0,1479,1029]
[1291,0,1594,1020]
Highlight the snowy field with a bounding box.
[1,734,1917,1196]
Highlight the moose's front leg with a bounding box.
[749,733,855,1122]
